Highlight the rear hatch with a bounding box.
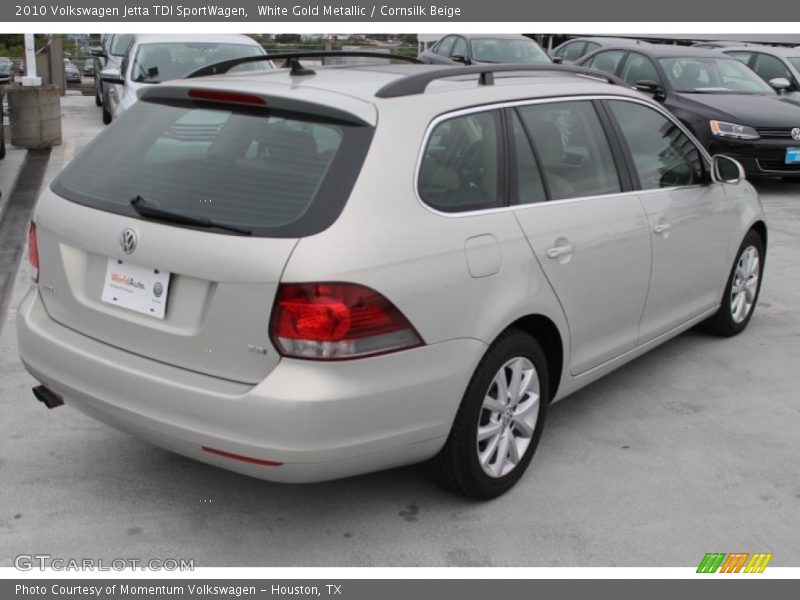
[37,90,373,384]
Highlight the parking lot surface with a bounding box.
[0,96,798,567]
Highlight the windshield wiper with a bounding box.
[130,196,251,236]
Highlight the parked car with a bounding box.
[692,41,756,49]
[64,61,82,84]
[578,45,800,179]
[18,57,767,499]
[550,36,649,64]
[100,34,268,124]
[92,33,134,113]
[83,59,95,77]
[0,57,15,85]
[16,59,25,75]
[721,45,800,103]
[419,34,550,65]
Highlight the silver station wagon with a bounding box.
[18,56,767,498]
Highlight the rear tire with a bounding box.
[431,330,548,499]
[702,230,764,337]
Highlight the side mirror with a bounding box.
[634,79,666,100]
[100,68,124,85]
[769,77,791,92]
[551,56,564,64]
[90,48,107,58]
[712,154,746,184]
[451,54,470,65]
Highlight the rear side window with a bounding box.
[517,101,621,200]
[52,100,373,237]
[607,100,705,189]
[419,111,502,212]
[509,112,547,205]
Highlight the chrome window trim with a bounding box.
[414,93,714,219]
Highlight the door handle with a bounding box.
[546,244,574,259]
[653,223,672,234]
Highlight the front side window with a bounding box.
[435,36,456,57]
[727,51,753,65]
[753,53,793,85]
[660,57,773,94]
[587,50,626,74]
[110,34,134,57]
[608,100,705,189]
[516,101,621,200]
[419,111,502,212]
[451,37,468,59]
[131,42,265,83]
[621,53,660,86]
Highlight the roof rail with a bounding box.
[375,64,628,98]
[187,51,421,79]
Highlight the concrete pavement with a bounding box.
[0,96,798,567]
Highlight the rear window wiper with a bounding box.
[130,196,251,236]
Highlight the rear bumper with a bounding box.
[17,287,485,483]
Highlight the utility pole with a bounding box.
[22,33,41,86]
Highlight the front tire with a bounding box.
[102,103,112,125]
[702,230,764,336]
[431,330,548,499]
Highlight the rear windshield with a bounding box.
[470,38,550,64]
[52,99,373,237]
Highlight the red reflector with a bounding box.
[201,446,283,466]
[188,89,266,106]
[28,222,39,282]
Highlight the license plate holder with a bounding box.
[785,147,800,164]
[101,258,171,319]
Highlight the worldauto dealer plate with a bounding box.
[101,258,171,319]
[786,147,800,164]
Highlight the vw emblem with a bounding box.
[792,128,800,141]
[119,228,138,254]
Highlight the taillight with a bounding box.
[270,283,423,360]
[28,222,39,282]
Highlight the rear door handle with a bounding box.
[653,223,672,234]
[546,244,574,259]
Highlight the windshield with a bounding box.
[788,58,800,72]
[470,38,550,64]
[131,42,266,83]
[110,34,134,57]
[660,57,773,94]
[51,99,373,237]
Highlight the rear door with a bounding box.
[38,95,372,384]
[604,98,735,342]
[509,100,651,375]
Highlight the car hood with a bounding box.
[677,93,800,127]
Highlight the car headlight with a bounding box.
[710,120,760,140]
